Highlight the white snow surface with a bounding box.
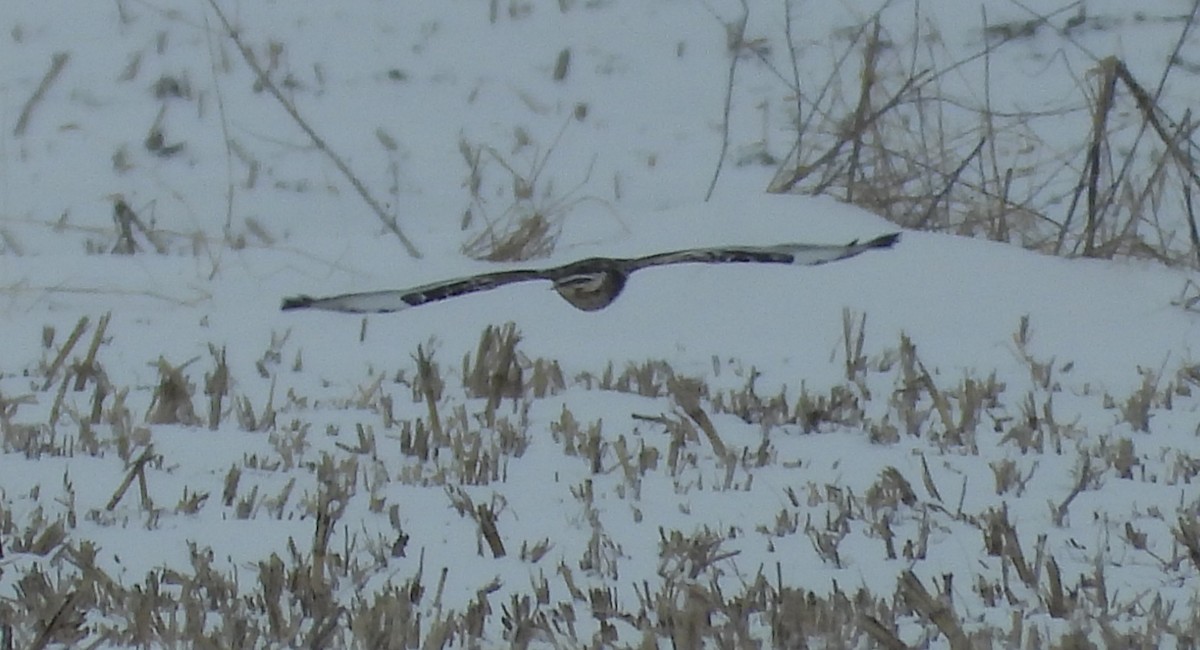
[2,0,1200,647]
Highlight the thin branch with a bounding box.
[204,0,422,258]
[13,52,69,136]
[775,70,929,194]
[914,137,987,229]
[705,0,749,202]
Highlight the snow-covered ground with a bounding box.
[2,1,1200,647]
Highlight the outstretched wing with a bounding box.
[281,268,546,313]
[281,232,900,314]
[622,232,900,272]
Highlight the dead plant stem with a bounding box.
[204,0,422,258]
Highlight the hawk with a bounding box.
[281,232,899,314]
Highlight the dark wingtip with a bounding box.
[281,295,314,311]
[867,232,901,249]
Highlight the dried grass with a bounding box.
[7,313,1200,647]
[767,3,1200,268]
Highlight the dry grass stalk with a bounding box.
[1085,58,1119,258]
[105,445,156,511]
[109,197,167,255]
[1174,517,1200,572]
[47,367,73,429]
[73,311,110,391]
[1045,556,1068,618]
[1054,452,1094,526]
[761,6,1200,267]
[13,51,69,137]
[870,467,919,512]
[12,285,1200,645]
[27,589,82,650]
[669,377,727,458]
[1001,516,1036,588]
[898,571,970,650]
[204,0,422,257]
[236,376,277,433]
[41,316,88,391]
[310,455,352,588]
[794,382,863,433]
[477,503,507,558]
[1056,52,1200,262]
[844,18,884,205]
[769,42,929,197]
[459,119,584,262]
[1121,368,1160,432]
[45,311,107,428]
[205,344,229,430]
[860,614,910,650]
[146,356,200,425]
[842,308,869,383]
[919,453,943,502]
[464,211,558,262]
[914,358,956,445]
[15,518,66,556]
[463,323,524,426]
[912,137,987,230]
[222,465,240,506]
[892,333,927,436]
[414,343,444,440]
[704,0,749,201]
[447,487,507,558]
[530,358,565,398]
[552,47,570,82]
[615,360,675,397]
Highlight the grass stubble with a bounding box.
[3,311,1200,647]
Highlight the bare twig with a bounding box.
[845,19,883,205]
[920,453,943,503]
[1184,111,1200,266]
[201,10,239,238]
[1055,452,1092,525]
[14,52,69,137]
[204,0,422,257]
[914,137,987,229]
[773,70,929,194]
[704,0,749,201]
[1082,58,1119,257]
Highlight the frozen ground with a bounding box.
[2,1,1200,647]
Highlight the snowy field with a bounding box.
[3,0,1200,647]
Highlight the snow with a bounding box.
[2,0,1200,647]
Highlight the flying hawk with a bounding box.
[281,232,899,314]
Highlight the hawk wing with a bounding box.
[281,232,900,314]
[620,232,900,272]
[281,268,546,313]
